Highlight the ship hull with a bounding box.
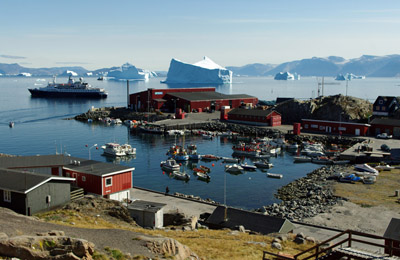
[28,89,107,99]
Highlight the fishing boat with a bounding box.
[240,163,257,171]
[254,160,273,169]
[222,157,240,163]
[202,154,220,161]
[232,142,261,157]
[160,159,181,172]
[267,173,283,179]
[167,144,189,161]
[225,164,244,173]
[187,144,202,160]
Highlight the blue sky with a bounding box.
[1,0,400,70]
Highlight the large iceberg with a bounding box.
[106,62,155,80]
[163,56,232,84]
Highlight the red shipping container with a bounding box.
[293,123,301,135]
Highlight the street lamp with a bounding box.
[86,144,98,160]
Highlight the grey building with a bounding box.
[0,169,74,215]
[128,200,166,228]
[206,206,295,235]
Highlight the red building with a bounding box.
[226,108,281,126]
[0,155,135,202]
[129,88,258,113]
[302,119,370,136]
[369,118,400,138]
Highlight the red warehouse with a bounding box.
[302,119,370,136]
[129,88,258,113]
[227,108,281,126]
[62,157,135,201]
[369,118,400,138]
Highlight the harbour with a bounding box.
[0,76,398,210]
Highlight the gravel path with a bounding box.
[0,207,155,258]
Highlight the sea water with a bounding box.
[0,76,397,209]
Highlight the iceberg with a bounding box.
[163,56,232,84]
[17,72,32,77]
[335,73,366,81]
[274,72,295,80]
[60,70,78,77]
[106,62,154,80]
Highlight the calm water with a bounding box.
[0,76,398,209]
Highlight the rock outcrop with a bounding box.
[0,231,94,260]
[135,234,199,260]
[274,94,372,124]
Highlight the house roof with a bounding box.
[373,96,397,106]
[0,154,135,177]
[127,200,166,213]
[205,206,295,235]
[228,108,279,117]
[370,118,400,127]
[0,168,74,194]
[167,92,256,102]
[384,218,400,241]
[0,154,66,169]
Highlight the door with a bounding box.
[394,127,400,138]
[355,129,360,136]
[325,126,331,133]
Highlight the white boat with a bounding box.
[363,175,377,184]
[240,163,257,171]
[9,121,14,128]
[267,173,283,179]
[254,160,273,169]
[101,143,126,156]
[160,159,181,172]
[194,171,210,181]
[187,144,202,160]
[354,164,379,175]
[120,144,136,155]
[375,164,394,171]
[225,164,244,173]
[293,156,312,163]
[167,130,185,135]
[172,171,190,181]
[222,157,240,163]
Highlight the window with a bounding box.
[379,100,383,104]
[82,176,86,182]
[105,177,112,187]
[375,106,380,111]
[3,190,11,202]
[382,106,386,111]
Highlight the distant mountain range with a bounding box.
[226,55,400,77]
[1,54,400,77]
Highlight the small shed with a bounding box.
[127,200,166,228]
[205,206,295,235]
[227,108,281,126]
[384,218,400,256]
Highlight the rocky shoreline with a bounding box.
[258,165,348,222]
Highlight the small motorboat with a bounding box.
[222,157,240,163]
[354,164,379,175]
[254,160,273,169]
[293,156,312,163]
[363,175,377,184]
[267,173,283,179]
[375,164,394,171]
[9,121,14,128]
[240,163,257,171]
[202,154,220,161]
[194,171,210,181]
[339,173,361,183]
[311,156,333,165]
[199,165,211,173]
[225,164,244,173]
[172,171,190,181]
[160,159,180,172]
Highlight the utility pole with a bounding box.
[127,80,130,109]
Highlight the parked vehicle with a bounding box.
[376,133,392,139]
